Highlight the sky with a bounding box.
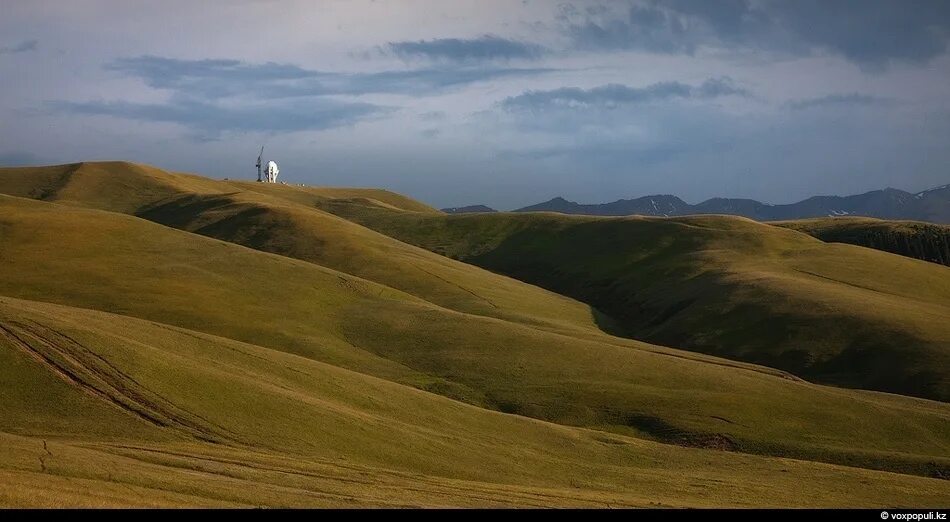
[2,0,949,210]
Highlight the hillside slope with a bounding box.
[0,163,601,332]
[4,163,949,401]
[0,162,622,339]
[0,194,949,480]
[775,217,950,266]
[0,161,439,215]
[136,190,605,338]
[3,296,947,507]
[316,205,950,403]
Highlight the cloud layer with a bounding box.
[106,55,555,99]
[0,39,37,55]
[387,35,546,62]
[787,93,890,111]
[502,77,749,111]
[57,55,555,137]
[53,97,386,137]
[2,1,948,209]
[562,0,950,69]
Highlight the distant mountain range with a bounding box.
[445,184,950,224]
[441,205,497,214]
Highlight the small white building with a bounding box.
[265,160,279,183]
[255,146,281,183]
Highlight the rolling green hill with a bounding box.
[0,162,596,336]
[4,193,950,474]
[0,161,437,215]
[775,217,950,266]
[311,203,950,403]
[135,190,607,337]
[0,162,949,506]
[3,296,947,507]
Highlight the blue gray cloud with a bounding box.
[53,55,556,139]
[387,35,547,62]
[563,2,699,54]
[766,0,950,68]
[5,1,949,209]
[106,55,555,99]
[788,93,891,111]
[562,0,950,68]
[0,40,38,55]
[502,77,748,111]
[52,97,385,138]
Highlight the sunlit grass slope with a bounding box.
[315,204,950,403]
[0,194,948,481]
[137,190,605,337]
[1,296,948,507]
[0,161,438,215]
[0,161,226,214]
[0,162,604,337]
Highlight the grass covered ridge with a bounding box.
[775,217,950,266]
[318,204,950,403]
[0,162,948,506]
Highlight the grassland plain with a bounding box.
[0,162,949,506]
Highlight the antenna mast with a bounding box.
[256,145,264,182]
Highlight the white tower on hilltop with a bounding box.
[255,145,280,183]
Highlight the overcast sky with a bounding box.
[2,0,949,209]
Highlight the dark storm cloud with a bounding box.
[501,77,748,111]
[52,97,387,138]
[563,0,950,68]
[387,35,547,62]
[788,93,890,111]
[0,39,38,55]
[106,55,556,99]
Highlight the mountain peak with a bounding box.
[512,185,949,223]
[441,205,497,214]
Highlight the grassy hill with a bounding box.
[0,162,949,506]
[775,217,950,266]
[136,190,606,338]
[0,161,437,215]
[312,203,950,403]
[0,162,596,336]
[5,162,950,402]
[4,296,948,507]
